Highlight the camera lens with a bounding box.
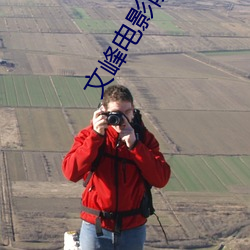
[107,112,124,125]
[108,114,121,125]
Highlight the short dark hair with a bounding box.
[102,85,134,108]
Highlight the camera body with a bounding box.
[102,111,124,126]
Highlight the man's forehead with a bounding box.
[107,101,133,111]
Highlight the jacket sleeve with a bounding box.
[62,126,105,182]
[130,128,171,188]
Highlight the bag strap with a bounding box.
[144,180,155,216]
[131,109,146,141]
[83,138,105,187]
[82,205,142,236]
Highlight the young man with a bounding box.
[62,85,171,250]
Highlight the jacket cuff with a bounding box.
[93,129,105,137]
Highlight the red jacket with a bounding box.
[62,124,171,231]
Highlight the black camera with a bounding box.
[102,111,124,125]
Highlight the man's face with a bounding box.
[106,101,134,133]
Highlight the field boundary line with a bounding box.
[3,148,248,157]
[0,151,15,245]
[7,76,17,106]
[76,77,91,107]
[239,156,250,171]
[1,76,8,106]
[184,52,250,82]
[12,76,19,106]
[49,76,62,107]
[170,165,187,192]
[148,108,250,112]
[143,111,180,154]
[200,156,228,191]
[22,75,32,106]
[220,157,245,185]
[71,19,82,33]
[37,76,49,107]
[63,77,78,107]
[158,190,190,239]
[62,109,76,136]
[20,151,28,181]
[49,76,76,135]
[184,158,208,191]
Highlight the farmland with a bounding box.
[0,75,108,107]
[1,0,250,250]
[166,155,250,192]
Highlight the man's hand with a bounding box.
[92,108,108,136]
[119,116,137,149]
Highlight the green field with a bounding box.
[202,50,250,56]
[165,155,250,192]
[0,75,114,108]
[75,19,117,33]
[71,7,117,33]
[152,9,184,34]
[71,6,182,34]
[71,7,90,20]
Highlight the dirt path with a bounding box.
[0,108,21,150]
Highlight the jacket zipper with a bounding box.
[114,138,121,235]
